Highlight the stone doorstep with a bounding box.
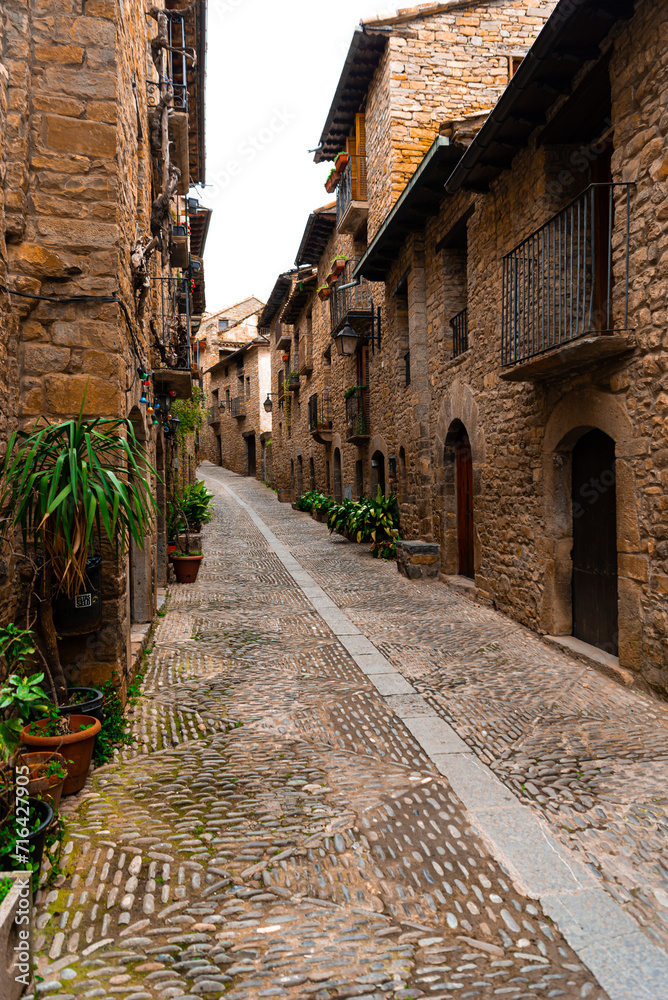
[544,635,635,688]
[130,622,152,673]
[440,573,477,593]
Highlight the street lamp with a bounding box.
[334,323,360,357]
[263,393,278,413]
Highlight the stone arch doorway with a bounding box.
[370,450,386,496]
[572,429,618,654]
[542,388,641,670]
[128,407,152,624]
[333,448,342,502]
[443,420,475,580]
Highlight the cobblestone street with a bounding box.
[32,466,668,1000]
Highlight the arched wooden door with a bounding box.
[572,428,618,654]
[456,428,474,579]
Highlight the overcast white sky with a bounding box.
[195,0,402,315]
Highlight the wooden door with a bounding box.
[247,435,256,477]
[456,429,474,579]
[572,429,618,654]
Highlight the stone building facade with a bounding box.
[0,0,209,694]
[268,0,668,693]
[200,296,265,465]
[270,0,556,511]
[202,297,271,480]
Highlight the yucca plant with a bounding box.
[0,404,158,703]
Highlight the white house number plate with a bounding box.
[75,594,93,609]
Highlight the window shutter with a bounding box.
[356,113,366,157]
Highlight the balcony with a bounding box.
[345,387,369,443]
[451,307,468,358]
[308,391,333,445]
[146,11,189,111]
[230,396,246,419]
[208,405,223,425]
[337,155,368,237]
[298,335,313,375]
[501,184,634,382]
[330,258,375,335]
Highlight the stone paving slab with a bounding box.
[27,466,665,1000]
[199,466,668,997]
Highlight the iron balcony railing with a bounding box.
[230,396,245,419]
[308,391,332,432]
[501,183,631,366]
[330,258,374,332]
[208,406,219,423]
[345,387,369,439]
[451,307,468,358]
[337,155,368,227]
[146,10,189,111]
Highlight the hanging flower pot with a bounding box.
[282,353,290,362]
[318,285,332,301]
[335,151,350,173]
[326,271,338,287]
[325,170,341,194]
[20,715,102,796]
[172,553,204,584]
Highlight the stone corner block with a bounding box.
[396,539,441,581]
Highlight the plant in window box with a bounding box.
[317,285,332,302]
[288,371,300,390]
[324,169,340,194]
[331,255,348,275]
[335,150,349,173]
[326,271,338,288]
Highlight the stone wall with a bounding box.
[372,0,668,693]
[0,0,192,695]
[365,0,558,240]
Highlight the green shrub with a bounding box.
[327,489,400,559]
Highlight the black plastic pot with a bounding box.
[0,798,53,880]
[30,686,104,723]
[52,555,103,636]
[56,687,104,723]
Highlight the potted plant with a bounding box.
[20,712,101,796]
[282,353,290,362]
[0,398,157,706]
[178,480,214,533]
[17,752,68,811]
[335,150,350,173]
[331,255,348,275]
[318,285,332,302]
[326,271,338,288]
[170,500,204,584]
[288,371,300,391]
[0,765,54,882]
[325,169,340,194]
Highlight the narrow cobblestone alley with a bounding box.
[32,466,668,1000]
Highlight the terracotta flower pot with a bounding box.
[325,171,340,193]
[335,152,349,173]
[282,354,290,362]
[318,286,332,301]
[172,553,204,583]
[18,752,67,811]
[332,257,347,274]
[326,272,338,287]
[20,715,101,796]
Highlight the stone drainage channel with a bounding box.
[29,465,668,1000]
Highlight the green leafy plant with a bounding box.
[171,385,206,441]
[295,491,334,514]
[0,875,13,904]
[178,480,214,530]
[27,709,94,738]
[344,384,367,400]
[326,488,400,559]
[0,399,158,703]
[0,671,51,756]
[0,625,38,683]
